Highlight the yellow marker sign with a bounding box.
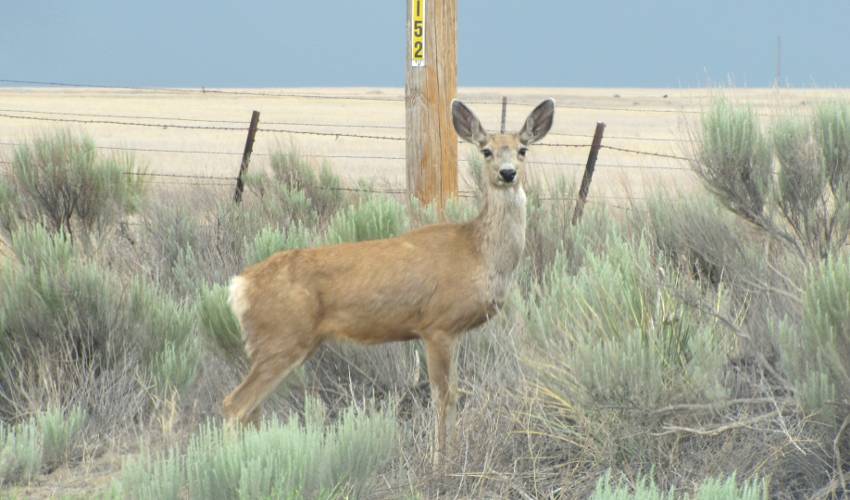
[411,0,424,67]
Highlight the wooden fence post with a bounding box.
[571,122,606,225]
[405,0,457,211]
[233,110,261,203]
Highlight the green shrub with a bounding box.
[692,99,772,223]
[139,196,263,297]
[151,341,200,395]
[409,194,480,227]
[2,225,129,364]
[111,400,398,499]
[0,224,197,413]
[0,418,40,485]
[267,146,344,221]
[0,181,18,236]
[813,101,850,196]
[521,229,731,466]
[325,195,409,244]
[0,406,88,485]
[778,255,850,423]
[108,445,183,500]
[522,175,580,282]
[141,199,203,272]
[633,193,760,286]
[772,106,850,259]
[197,283,243,359]
[693,99,850,260]
[37,406,87,470]
[527,234,728,408]
[244,224,313,266]
[591,471,766,500]
[2,131,145,241]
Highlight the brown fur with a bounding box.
[222,99,555,466]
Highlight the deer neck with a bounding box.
[472,184,527,302]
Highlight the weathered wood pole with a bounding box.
[233,110,261,203]
[500,96,508,133]
[405,0,457,210]
[571,122,606,225]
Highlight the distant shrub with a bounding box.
[244,224,313,266]
[139,195,270,297]
[633,193,763,287]
[325,195,409,244]
[523,175,580,281]
[111,400,398,499]
[0,130,145,243]
[141,199,204,272]
[410,193,478,225]
[778,254,850,424]
[266,145,345,222]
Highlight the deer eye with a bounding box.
[481,148,493,159]
[518,147,528,158]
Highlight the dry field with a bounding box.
[2,86,848,202]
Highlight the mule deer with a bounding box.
[223,98,555,464]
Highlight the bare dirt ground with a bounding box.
[1,86,848,203]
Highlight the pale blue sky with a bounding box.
[1,1,847,88]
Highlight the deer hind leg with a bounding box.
[223,338,319,427]
[424,334,458,468]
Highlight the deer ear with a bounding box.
[519,99,555,145]
[452,100,488,147]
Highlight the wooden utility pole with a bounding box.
[775,35,782,86]
[406,0,457,210]
[500,97,508,133]
[571,122,606,226]
[233,110,260,203]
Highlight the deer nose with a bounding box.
[499,168,517,183]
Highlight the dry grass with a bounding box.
[2,86,848,201]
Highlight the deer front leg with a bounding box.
[424,334,457,468]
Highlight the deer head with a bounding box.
[452,98,555,190]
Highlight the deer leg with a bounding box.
[424,334,457,468]
[223,342,316,426]
[244,405,264,428]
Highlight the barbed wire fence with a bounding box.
[0,78,705,208]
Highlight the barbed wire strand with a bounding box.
[0,157,649,207]
[0,106,689,142]
[0,106,406,130]
[0,111,607,147]
[601,145,693,162]
[0,139,692,171]
[0,111,416,141]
